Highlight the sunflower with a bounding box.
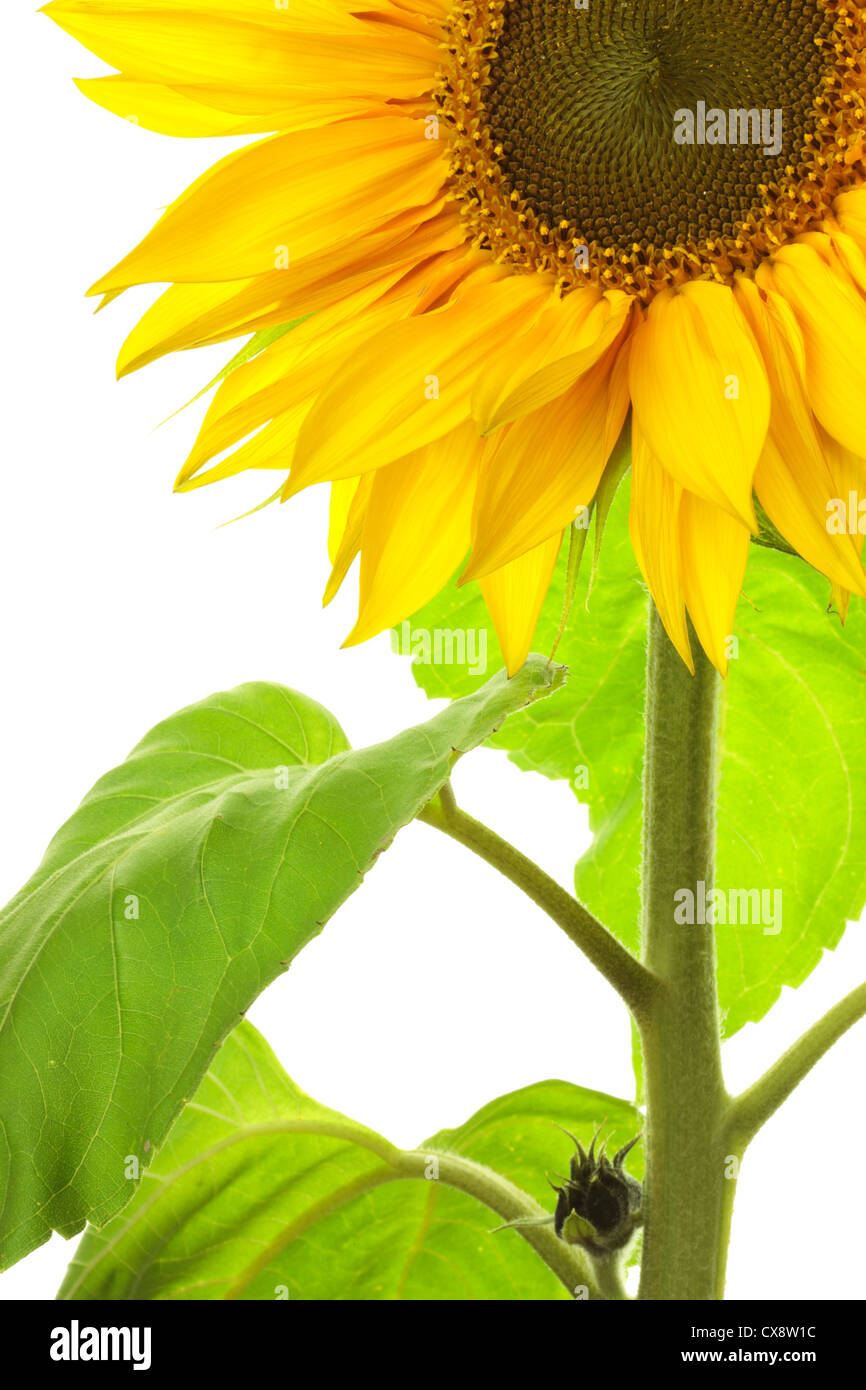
[45,0,866,674]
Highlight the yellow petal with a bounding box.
[116,202,458,375]
[679,492,749,677]
[44,4,436,99]
[629,424,692,671]
[345,424,480,643]
[89,116,445,292]
[328,477,361,565]
[833,186,866,250]
[629,281,768,527]
[176,288,406,486]
[174,407,304,492]
[323,474,374,606]
[822,227,866,298]
[287,274,542,492]
[465,339,630,578]
[757,239,866,459]
[390,0,449,15]
[471,288,632,432]
[820,424,866,503]
[74,75,364,137]
[45,0,374,32]
[118,278,280,377]
[479,533,563,678]
[754,447,866,599]
[830,582,852,624]
[735,275,866,595]
[819,426,866,589]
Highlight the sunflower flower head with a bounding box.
[45,0,866,675]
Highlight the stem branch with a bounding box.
[394,1149,600,1298]
[419,792,656,1021]
[212,1121,601,1299]
[729,980,866,1144]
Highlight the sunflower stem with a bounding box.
[419,791,656,1021]
[213,1121,600,1300]
[393,1149,600,1298]
[727,979,866,1146]
[590,1249,631,1301]
[636,603,734,1301]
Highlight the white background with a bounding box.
[2,5,865,1301]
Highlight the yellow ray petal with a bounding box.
[832,585,852,622]
[833,186,866,250]
[754,448,866,600]
[177,247,488,489]
[116,202,458,375]
[324,474,374,606]
[679,492,750,677]
[328,477,362,565]
[345,424,480,644]
[629,424,692,671]
[820,424,866,503]
[174,407,304,492]
[479,533,563,678]
[734,275,866,595]
[471,287,632,432]
[118,278,281,378]
[813,223,866,300]
[193,279,403,430]
[464,339,630,578]
[819,426,866,586]
[757,239,866,459]
[385,242,488,318]
[176,289,407,486]
[387,0,449,21]
[89,116,446,292]
[74,75,365,137]
[629,281,768,527]
[45,0,375,31]
[286,274,542,493]
[44,5,436,99]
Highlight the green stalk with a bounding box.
[420,787,655,1020]
[729,979,866,1144]
[637,604,733,1300]
[206,1120,598,1301]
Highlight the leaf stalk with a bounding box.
[419,791,657,1022]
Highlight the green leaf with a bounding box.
[0,659,564,1270]
[398,480,866,1043]
[58,1020,641,1301]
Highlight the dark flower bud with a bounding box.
[552,1127,642,1255]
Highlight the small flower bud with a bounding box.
[552,1127,642,1255]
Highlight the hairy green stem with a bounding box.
[207,1121,599,1300]
[729,979,866,1145]
[394,1149,599,1297]
[420,792,656,1021]
[422,610,866,1301]
[591,1249,631,1301]
[637,605,733,1301]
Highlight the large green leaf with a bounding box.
[0,660,564,1270]
[58,1020,641,1300]
[399,480,866,1041]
